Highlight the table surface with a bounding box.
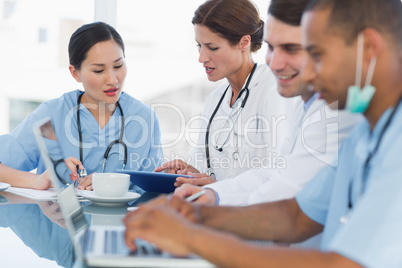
[0,190,162,268]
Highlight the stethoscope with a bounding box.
[205,63,257,178]
[76,92,127,177]
[340,96,402,224]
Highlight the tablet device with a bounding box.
[115,170,193,193]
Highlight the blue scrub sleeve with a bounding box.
[327,165,402,267]
[0,102,52,171]
[0,134,37,171]
[296,164,337,226]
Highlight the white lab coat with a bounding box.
[188,64,297,180]
[206,96,363,205]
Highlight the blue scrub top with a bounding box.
[0,90,164,180]
[296,105,402,267]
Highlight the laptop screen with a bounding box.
[34,119,74,191]
[34,118,89,261]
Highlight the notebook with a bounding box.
[33,118,215,267]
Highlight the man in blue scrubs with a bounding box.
[124,0,402,266]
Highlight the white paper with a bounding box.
[5,187,58,201]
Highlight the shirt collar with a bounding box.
[304,92,319,112]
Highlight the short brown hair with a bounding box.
[192,0,264,52]
[268,0,312,27]
[305,0,402,46]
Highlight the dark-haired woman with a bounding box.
[156,0,295,186]
[0,22,163,191]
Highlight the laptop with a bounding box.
[33,118,215,268]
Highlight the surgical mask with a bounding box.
[346,33,377,113]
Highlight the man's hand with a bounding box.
[174,184,217,205]
[123,204,199,256]
[138,194,202,223]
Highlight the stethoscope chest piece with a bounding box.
[339,210,352,225]
[232,151,239,160]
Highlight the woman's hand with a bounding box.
[30,170,52,190]
[175,172,216,187]
[62,156,93,190]
[76,173,95,191]
[63,156,84,182]
[36,200,66,228]
[155,160,200,175]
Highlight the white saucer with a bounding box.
[78,191,141,207]
[0,183,10,192]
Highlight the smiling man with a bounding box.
[124,0,402,267]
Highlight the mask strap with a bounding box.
[364,56,377,87]
[355,33,364,87]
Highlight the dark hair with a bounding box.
[305,0,402,45]
[68,21,125,70]
[268,0,312,27]
[192,0,264,52]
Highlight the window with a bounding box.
[8,99,41,132]
[0,0,270,159]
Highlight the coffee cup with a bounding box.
[92,173,130,197]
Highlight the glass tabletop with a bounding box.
[0,192,73,267]
[0,191,162,268]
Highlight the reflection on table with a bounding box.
[0,191,161,268]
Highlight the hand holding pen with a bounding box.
[185,190,206,202]
[62,156,84,182]
[60,156,90,189]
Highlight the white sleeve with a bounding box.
[248,105,363,204]
[205,168,272,206]
[247,150,331,204]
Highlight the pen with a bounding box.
[185,190,206,202]
[76,165,87,178]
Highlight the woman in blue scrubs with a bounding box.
[0,22,163,191]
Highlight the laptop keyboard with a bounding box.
[81,229,95,254]
[104,230,127,255]
[131,238,162,256]
[81,229,162,257]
